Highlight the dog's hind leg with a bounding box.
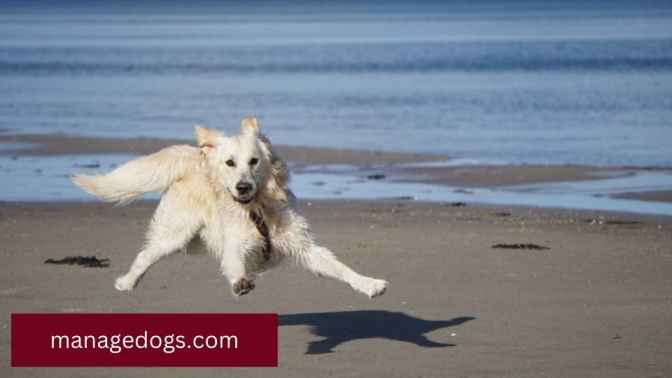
[273,211,387,298]
[114,191,203,291]
[298,245,388,298]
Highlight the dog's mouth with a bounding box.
[230,191,256,205]
[234,196,254,204]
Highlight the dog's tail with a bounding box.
[71,145,201,205]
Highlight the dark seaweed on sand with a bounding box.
[492,243,550,250]
[44,256,110,268]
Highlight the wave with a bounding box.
[2,39,671,75]
[2,58,672,75]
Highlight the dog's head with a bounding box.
[195,117,289,205]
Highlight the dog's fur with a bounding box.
[71,117,388,298]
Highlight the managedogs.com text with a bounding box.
[50,330,238,354]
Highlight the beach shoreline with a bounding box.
[0,132,441,166]
[1,132,671,208]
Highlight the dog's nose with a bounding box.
[236,182,253,195]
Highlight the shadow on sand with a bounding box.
[279,310,475,354]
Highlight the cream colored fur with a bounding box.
[71,117,388,298]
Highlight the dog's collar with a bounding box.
[249,209,271,262]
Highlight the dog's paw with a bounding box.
[114,275,135,292]
[232,278,255,296]
[360,278,388,298]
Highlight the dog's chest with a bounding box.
[204,205,280,264]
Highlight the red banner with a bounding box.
[11,313,277,367]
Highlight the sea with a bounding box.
[2,0,672,166]
[1,1,672,212]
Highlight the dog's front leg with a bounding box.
[218,237,256,297]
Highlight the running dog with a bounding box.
[71,117,388,298]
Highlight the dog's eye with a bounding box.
[249,158,259,166]
[225,159,235,167]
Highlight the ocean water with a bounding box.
[1,1,672,166]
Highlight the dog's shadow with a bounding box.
[279,310,475,354]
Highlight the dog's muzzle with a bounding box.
[233,182,256,203]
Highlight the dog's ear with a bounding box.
[194,124,221,154]
[240,116,260,136]
[258,133,291,204]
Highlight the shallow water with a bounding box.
[0,154,139,202]
[1,1,672,166]
[2,154,672,216]
[293,170,672,216]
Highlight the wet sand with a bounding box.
[0,132,439,166]
[612,190,672,204]
[382,164,616,187]
[1,200,671,377]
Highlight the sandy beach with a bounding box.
[1,199,671,377]
[1,133,671,377]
